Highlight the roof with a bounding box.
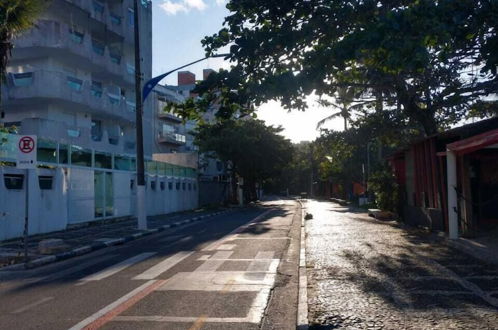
[387,116,498,158]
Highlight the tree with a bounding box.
[194,119,292,202]
[0,0,47,119]
[200,0,498,135]
[316,87,372,131]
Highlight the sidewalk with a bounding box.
[304,200,498,329]
[446,226,498,266]
[0,207,232,270]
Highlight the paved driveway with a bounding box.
[304,200,498,329]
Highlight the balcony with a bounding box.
[158,132,186,146]
[49,0,125,39]
[158,111,182,123]
[13,20,133,85]
[6,70,135,123]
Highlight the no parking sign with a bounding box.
[16,135,37,169]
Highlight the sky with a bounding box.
[152,0,343,143]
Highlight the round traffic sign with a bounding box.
[19,136,35,154]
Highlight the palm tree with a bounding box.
[316,87,370,131]
[1,0,47,119]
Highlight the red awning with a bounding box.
[447,128,498,155]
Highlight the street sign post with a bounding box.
[16,135,37,265]
[16,135,37,169]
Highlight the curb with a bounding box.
[296,199,309,330]
[1,210,233,271]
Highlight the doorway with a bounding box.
[95,171,114,218]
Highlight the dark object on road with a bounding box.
[300,192,308,199]
[305,213,313,220]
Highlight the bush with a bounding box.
[368,167,399,213]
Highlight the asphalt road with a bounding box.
[0,199,301,330]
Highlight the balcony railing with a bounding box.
[14,20,132,84]
[6,70,135,123]
[158,111,182,122]
[158,132,186,146]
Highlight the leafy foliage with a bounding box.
[368,167,400,213]
[194,119,293,200]
[197,0,498,134]
[0,0,48,81]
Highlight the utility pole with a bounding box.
[134,0,146,230]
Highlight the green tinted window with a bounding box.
[114,155,131,171]
[94,152,112,169]
[37,139,57,163]
[71,146,92,167]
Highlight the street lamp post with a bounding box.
[133,0,147,230]
[132,4,227,230]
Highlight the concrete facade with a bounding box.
[1,0,153,157]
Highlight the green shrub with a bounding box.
[368,167,399,213]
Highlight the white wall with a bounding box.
[0,165,198,240]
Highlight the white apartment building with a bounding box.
[2,0,153,156]
[0,0,199,241]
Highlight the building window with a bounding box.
[68,28,84,44]
[151,180,156,190]
[126,63,135,75]
[37,139,57,163]
[94,152,112,169]
[93,0,104,14]
[67,76,83,91]
[160,182,165,191]
[114,155,131,171]
[182,182,186,190]
[146,161,157,174]
[188,183,192,191]
[127,8,134,26]
[91,120,102,141]
[109,51,121,64]
[38,176,53,190]
[91,81,103,98]
[108,137,119,145]
[176,182,180,190]
[70,146,92,167]
[110,13,122,25]
[126,100,136,112]
[10,72,33,87]
[168,182,173,190]
[92,39,105,56]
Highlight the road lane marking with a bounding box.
[27,255,117,284]
[113,315,251,323]
[133,251,193,280]
[157,271,276,291]
[11,297,54,314]
[76,253,156,285]
[197,255,211,261]
[189,314,207,330]
[255,251,275,259]
[202,209,273,251]
[217,244,236,250]
[195,251,233,272]
[68,279,166,330]
[228,237,290,240]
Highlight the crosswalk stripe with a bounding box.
[195,251,233,272]
[77,253,156,285]
[133,251,193,280]
[255,251,274,259]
